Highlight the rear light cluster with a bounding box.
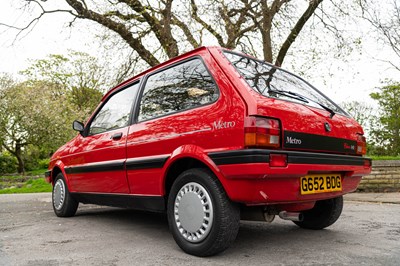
[356,134,367,155]
[244,116,281,148]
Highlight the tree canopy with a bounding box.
[0,51,105,173]
[369,82,400,155]
[7,0,363,69]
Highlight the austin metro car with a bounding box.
[45,46,372,256]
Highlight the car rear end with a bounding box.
[209,48,371,210]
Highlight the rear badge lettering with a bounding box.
[344,143,355,150]
[212,120,236,130]
[286,136,302,145]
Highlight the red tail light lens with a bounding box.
[244,116,281,148]
[356,134,367,155]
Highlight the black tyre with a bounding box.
[167,168,240,257]
[52,173,79,217]
[294,196,343,230]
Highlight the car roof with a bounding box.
[101,46,223,101]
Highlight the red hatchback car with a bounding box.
[46,46,371,256]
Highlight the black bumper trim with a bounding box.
[209,150,270,165]
[45,170,52,178]
[208,149,371,166]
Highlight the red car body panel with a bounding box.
[47,46,372,211]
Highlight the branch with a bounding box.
[65,0,160,66]
[1,0,76,43]
[275,0,323,66]
[119,0,179,58]
[270,0,290,17]
[171,15,199,48]
[190,0,225,46]
[1,143,16,156]
[362,5,400,59]
[104,10,146,23]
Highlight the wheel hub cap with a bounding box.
[53,179,65,210]
[174,182,213,243]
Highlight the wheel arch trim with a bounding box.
[161,145,228,196]
[49,160,73,191]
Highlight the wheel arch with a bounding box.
[162,145,227,199]
[49,161,72,190]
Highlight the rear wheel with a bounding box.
[294,196,343,230]
[167,168,240,257]
[52,173,78,217]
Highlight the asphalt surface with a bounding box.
[1,193,400,266]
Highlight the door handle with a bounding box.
[111,132,123,140]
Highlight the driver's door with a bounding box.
[64,82,139,193]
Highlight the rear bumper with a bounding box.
[209,149,371,205]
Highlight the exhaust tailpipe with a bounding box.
[279,211,303,222]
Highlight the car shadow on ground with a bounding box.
[70,204,346,258]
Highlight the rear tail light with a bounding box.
[356,134,367,155]
[364,159,371,167]
[244,116,281,148]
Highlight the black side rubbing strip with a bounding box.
[65,160,125,174]
[64,156,169,174]
[209,149,370,166]
[125,156,169,170]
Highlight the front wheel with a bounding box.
[167,168,240,257]
[294,196,343,230]
[52,173,79,217]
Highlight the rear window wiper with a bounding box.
[267,88,309,103]
[267,88,335,118]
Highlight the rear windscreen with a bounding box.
[223,51,347,116]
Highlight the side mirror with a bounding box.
[72,120,85,133]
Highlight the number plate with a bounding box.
[300,174,342,195]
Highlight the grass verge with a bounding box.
[369,155,400,160]
[0,178,51,194]
[0,168,51,194]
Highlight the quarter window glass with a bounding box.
[89,83,139,135]
[138,58,218,121]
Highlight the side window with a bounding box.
[138,58,218,121]
[89,83,139,135]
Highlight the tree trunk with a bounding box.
[15,143,25,174]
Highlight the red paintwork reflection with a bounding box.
[48,46,371,207]
[52,128,130,193]
[126,49,245,195]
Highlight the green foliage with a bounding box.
[369,82,400,156]
[69,86,102,114]
[369,155,400,160]
[0,51,106,172]
[0,80,75,153]
[25,168,47,176]
[21,50,105,116]
[340,101,374,130]
[0,152,17,174]
[38,158,50,169]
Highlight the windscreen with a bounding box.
[224,51,347,116]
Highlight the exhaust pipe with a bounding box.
[279,211,303,222]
